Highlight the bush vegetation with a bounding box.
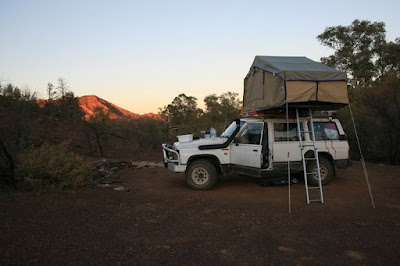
[17,143,92,192]
[337,72,400,164]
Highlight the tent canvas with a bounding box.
[243,56,349,113]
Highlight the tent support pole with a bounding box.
[348,104,376,209]
[286,102,291,214]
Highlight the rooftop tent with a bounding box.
[243,56,349,113]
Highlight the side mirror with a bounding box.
[235,119,240,126]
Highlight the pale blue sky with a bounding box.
[1,0,400,113]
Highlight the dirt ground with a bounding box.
[1,160,400,265]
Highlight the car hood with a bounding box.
[174,137,226,149]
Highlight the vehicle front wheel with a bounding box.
[185,159,218,190]
[306,157,334,186]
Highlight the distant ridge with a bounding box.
[77,95,139,119]
[38,95,161,120]
[78,95,161,120]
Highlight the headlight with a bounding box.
[168,151,179,161]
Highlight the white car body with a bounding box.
[162,117,350,181]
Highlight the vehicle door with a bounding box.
[272,122,303,163]
[231,122,264,168]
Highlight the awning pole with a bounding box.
[348,104,376,208]
[286,102,291,214]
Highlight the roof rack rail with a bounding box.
[241,110,336,119]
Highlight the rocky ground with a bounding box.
[1,161,400,265]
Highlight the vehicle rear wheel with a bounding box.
[185,159,217,190]
[306,157,334,186]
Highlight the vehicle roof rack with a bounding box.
[241,110,336,119]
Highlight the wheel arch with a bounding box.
[304,150,335,175]
[187,155,223,174]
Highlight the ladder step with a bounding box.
[304,158,316,160]
[306,173,315,175]
[309,199,323,202]
[308,187,321,190]
[300,130,312,133]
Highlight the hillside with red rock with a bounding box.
[39,95,161,120]
[78,95,140,119]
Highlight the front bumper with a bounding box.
[162,144,186,172]
[167,163,187,172]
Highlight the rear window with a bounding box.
[308,122,339,140]
[274,123,304,142]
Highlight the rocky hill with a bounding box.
[78,95,140,119]
[39,95,161,120]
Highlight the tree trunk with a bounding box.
[0,137,16,187]
[85,129,93,153]
[95,134,104,156]
[387,129,397,165]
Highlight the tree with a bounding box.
[317,20,387,88]
[217,92,241,121]
[43,80,84,122]
[376,38,400,76]
[317,19,400,165]
[0,84,39,148]
[204,92,241,127]
[160,93,202,126]
[0,136,15,188]
[361,72,400,164]
[47,83,56,100]
[87,107,110,156]
[159,91,241,138]
[58,91,85,121]
[1,83,22,99]
[57,77,69,99]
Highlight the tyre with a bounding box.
[185,159,218,190]
[306,157,334,186]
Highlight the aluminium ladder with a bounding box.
[295,108,324,204]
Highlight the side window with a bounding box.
[274,123,304,142]
[308,122,339,140]
[237,123,263,145]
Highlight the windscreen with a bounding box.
[220,121,243,138]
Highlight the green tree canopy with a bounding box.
[160,93,203,126]
[317,19,400,88]
[204,92,241,124]
[377,38,400,75]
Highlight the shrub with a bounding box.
[17,142,92,192]
[108,117,167,149]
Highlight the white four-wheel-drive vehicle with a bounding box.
[163,55,352,191]
[162,115,351,190]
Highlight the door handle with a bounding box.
[253,149,258,152]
